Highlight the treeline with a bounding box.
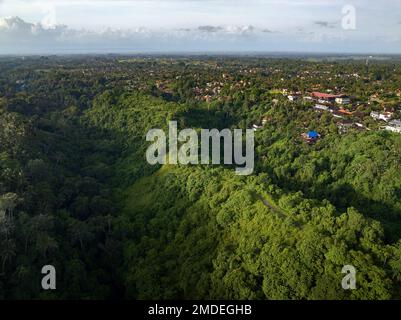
[85,92,401,299]
[0,103,120,298]
[0,56,401,299]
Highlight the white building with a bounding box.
[314,104,330,111]
[288,95,299,102]
[332,112,344,119]
[385,120,401,133]
[370,111,379,120]
[370,111,393,122]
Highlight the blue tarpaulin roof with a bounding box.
[307,131,319,138]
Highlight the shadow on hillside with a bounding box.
[174,107,239,130]
[267,171,401,243]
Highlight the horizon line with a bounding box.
[1,51,401,58]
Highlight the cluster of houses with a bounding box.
[286,91,365,135]
[251,86,401,139]
[286,90,401,135]
[286,91,355,118]
[287,91,350,105]
[251,87,400,147]
[308,92,354,117]
[370,111,401,133]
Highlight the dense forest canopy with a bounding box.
[0,55,401,299]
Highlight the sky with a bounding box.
[0,0,400,54]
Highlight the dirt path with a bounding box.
[257,195,286,219]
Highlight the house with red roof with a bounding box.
[311,92,339,102]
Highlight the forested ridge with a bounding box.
[0,56,401,299]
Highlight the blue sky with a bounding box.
[0,0,400,54]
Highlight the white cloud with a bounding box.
[0,16,67,37]
[0,0,400,54]
[0,16,265,53]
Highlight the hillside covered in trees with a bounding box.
[0,55,401,299]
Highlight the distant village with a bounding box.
[156,72,401,142]
[252,88,401,143]
[12,58,400,144]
